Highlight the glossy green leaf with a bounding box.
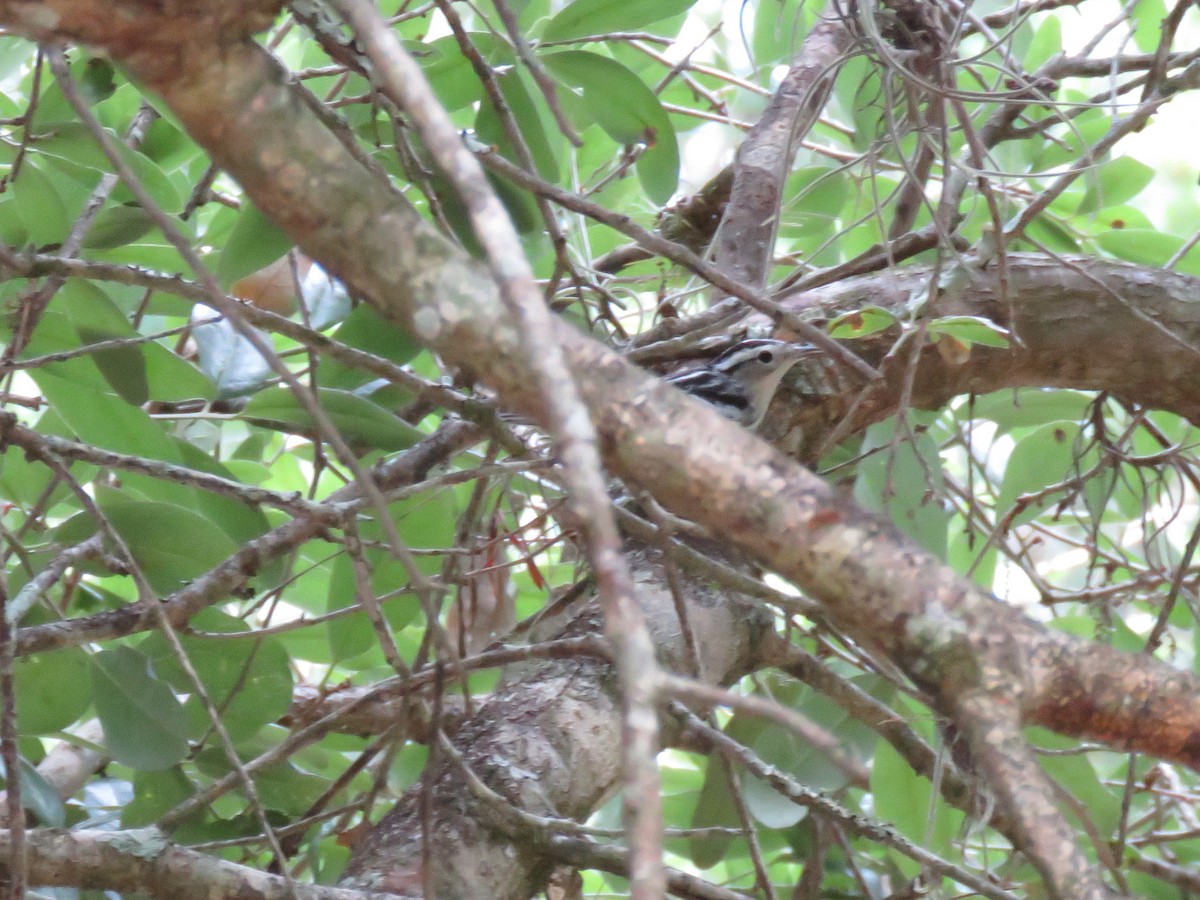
[827,305,898,339]
[1130,0,1169,52]
[243,386,424,452]
[215,201,293,288]
[779,167,848,238]
[541,51,679,204]
[1096,228,1181,267]
[1030,728,1121,835]
[0,196,29,245]
[53,279,214,403]
[752,0,814,65]
[90,646,190,771]
[11,159,70,246]
[1025,214,1079,253]
[171,440,273,549]
[30,369,177,461]
[81,204,156,249]
[996,421,1084,528]
[33,121,183,214]
[1025,14,1062,72]
[927,315,1011,348]
[1032,111,1112,171]
[542,0,698,40]
[76,323,150,405]
[327,490,456,661]
[423,35,485,111]
[476,67,560,183]
[333,303,423,365]
[963,389,1091,432]
[689,756,738,869]
[1079,156,1155,213]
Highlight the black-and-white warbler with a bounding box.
[664,338,812,429]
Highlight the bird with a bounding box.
[663,338,812,429]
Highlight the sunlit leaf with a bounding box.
[541,51,679,203]
[827,305,898,339]
[542,0,698,41]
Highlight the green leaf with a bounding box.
[215,201,293,288]
[243,387,424,452]
[1024,214,1079,253]
[476,67,560,183]
[1032,110,1112,171]
[871,720,964,878]
[16,647,92,734]
[11,159,70,246]
[542,0,698,41]
[123,767,197,828]
[541,51,679,204]
[689,756,738,868]
[1030,728,1122,835]
[331,303,423,365]
[90,646,190,771]
[752,0,814,66]
[827,305,898,339]
[96,490,242,595]
[0,196,29,245]
[778,166,848,238]
[423,35,485,111]
[1130,0,1169,53]
[327,491,457,662]
[171,440,274,549]
[1078,156,1155,213]
[853,420,948,557]
[81,204,156,249]
[11,757,66,826]
[1096,228,1181,267]
[80,58,117,104]
[33,121,184,214]
[54,279,214,403]
[963,389,1091,433]
[927,315,1011,348]
[76,323,150,405]
[996,421,1084,528]
[1025,15,1062,72]
[139,609,293,745]
[325,558,423,663]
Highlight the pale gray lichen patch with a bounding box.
[412,306,443,341]
[101,827,169,859]
[906,604,964,664]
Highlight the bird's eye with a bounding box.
[757,350,774,363]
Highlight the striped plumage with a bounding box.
[664,338,810,429]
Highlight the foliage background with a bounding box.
[3,0,1200,897]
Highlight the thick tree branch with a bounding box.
[709,11,853,291]
[341,554,771,898]
[0,827,397,900]
[5,4,1200,896]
